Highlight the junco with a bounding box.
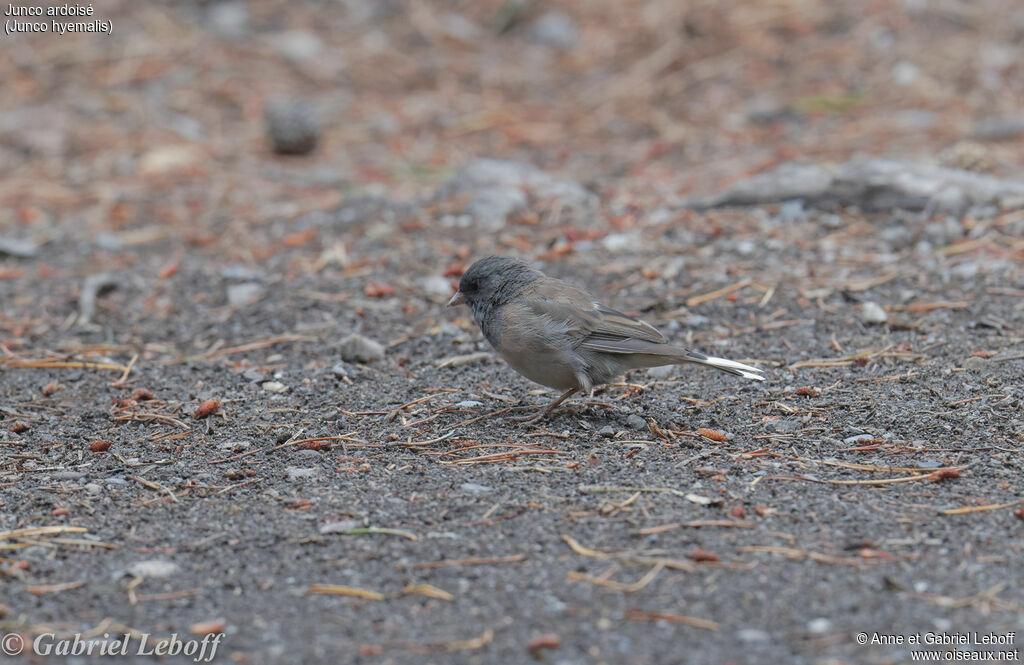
[448,256,764,422]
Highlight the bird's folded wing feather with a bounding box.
[520,280,670,354]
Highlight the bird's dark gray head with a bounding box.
[455,256,541,308]
[447,257,543,337]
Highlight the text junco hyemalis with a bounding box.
[448,256,764,422]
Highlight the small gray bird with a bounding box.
[447,256,764,422]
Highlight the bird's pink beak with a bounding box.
[447,291,466,307]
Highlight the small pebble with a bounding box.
[262,381,288,393]
[963,356,994,373]
[265,99,321,155]
[126,560,180,579]
[422,275,454,299]
[338,334,384,363]
[860,301,888,324]
[285,467,319,481]
[227,282,265,306]
[765,419,799,433]
[527,11,578,50]
[243,369,266,382]
[459,482,492,493]
[646,365,675,380]
[319,520,362,534]
[626,414,647,430]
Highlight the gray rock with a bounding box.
[950,261,979,280]
[338,334,384,363]
[734,239,758,256]
[765,419,799,433]
[272,31,323,61]
[963,356,995,373]
[693,157,1024,212]
[774,199,806,223]
[626,414,648,430]
[972,115,1024,141]
[243,369,266,382]
[465,187,528,227]
[598,425,616,438]
[0,237,38,258]
[265,99,321,156]
[527,11,578,50]
[208,1,248,37]
[331,362,354,377]
[879,225,913,248]
[440,159,596,227]
[286,467,319,481]
[737,628,771,642]
[602,233,644,253]
[97,231,125,249]
[84,482,103,495]
[227,282,265,306]
[860,302,888,325]
[453,400,483,408]
[422,275,454,299]
[807,618,831,634]
[262,381,288,393]
[218,440,249,452]
[459,482,492,493]
[220,265,265,281]
[646,365,675,380]
[126,560,180,578]
[319,519,362,534]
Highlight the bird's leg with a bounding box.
[510,388,579,424]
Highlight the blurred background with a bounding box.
[3,0,1023,259]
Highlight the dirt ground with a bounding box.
[2,2,1024,664]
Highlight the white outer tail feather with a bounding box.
[691,354,765,381]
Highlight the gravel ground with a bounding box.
[2,2,1024,664]
[2,197,1023,665]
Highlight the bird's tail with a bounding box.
[679,350,765,381]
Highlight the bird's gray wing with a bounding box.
[519,279,669,354]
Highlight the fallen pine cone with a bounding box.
[194,398,221,419]
[928,468,961,482]
[697,428,727,442]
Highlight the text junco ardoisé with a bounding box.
[448,256,764,422]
